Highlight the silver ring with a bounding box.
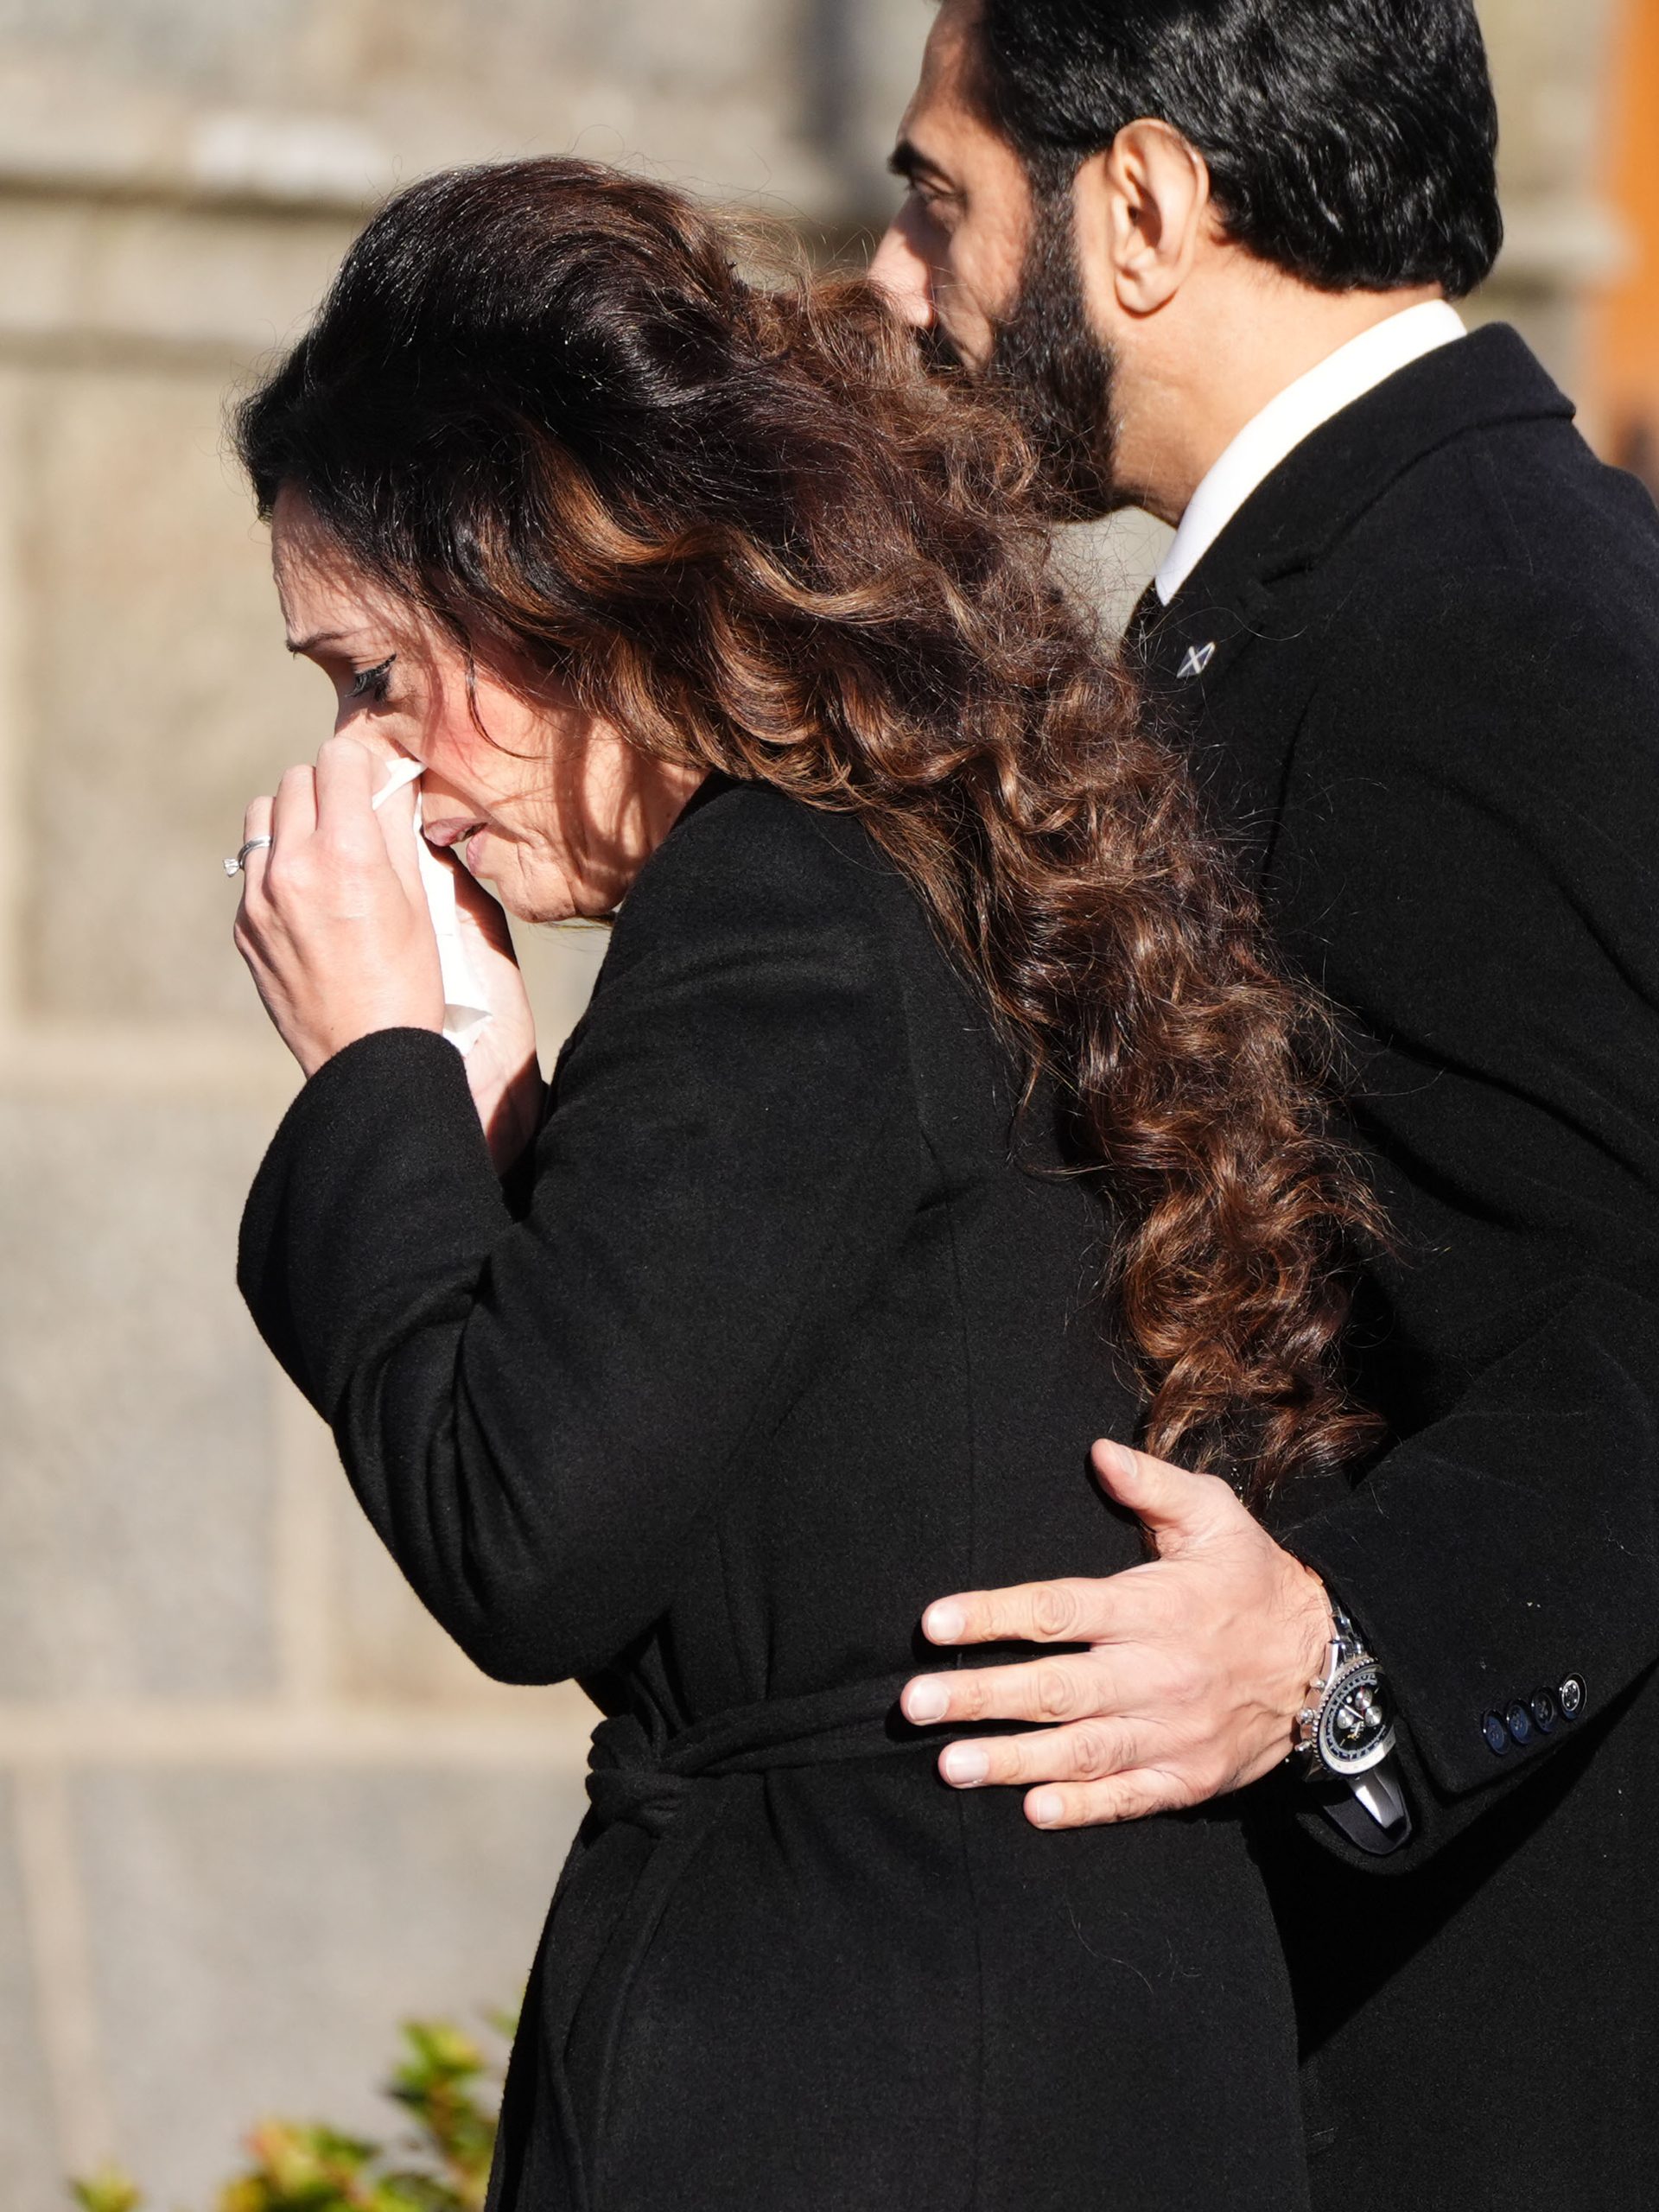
[225,836,272,877]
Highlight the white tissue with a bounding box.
[372,757,492,1056]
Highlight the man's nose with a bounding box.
[868,207,935,330]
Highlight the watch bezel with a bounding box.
[1313,1652,1398,1777]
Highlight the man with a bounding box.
[871,3,1659,2205]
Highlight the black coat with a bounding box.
[239,784,1312,2210]
[1131,324,1659,2211]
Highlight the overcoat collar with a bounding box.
[1128,324,1576,677]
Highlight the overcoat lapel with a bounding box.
[1124,324,1576,880]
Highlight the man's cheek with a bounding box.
[936,276,998,374]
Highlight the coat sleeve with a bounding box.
[237,794,917,1685]
[1270,562,1659,1866]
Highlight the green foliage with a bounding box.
[69,2016,506,2212]
[72,2175,144,2212]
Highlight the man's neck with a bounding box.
[1123,280,1447,526]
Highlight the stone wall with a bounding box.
[0,3,1630,2203]
[0,175,598,2212]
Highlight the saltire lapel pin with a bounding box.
[1176,640,1217,681]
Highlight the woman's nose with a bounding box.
[417,763,471,812]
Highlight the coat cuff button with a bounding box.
[1559,1675,1586,1720]
[1481,1711,1510,1755]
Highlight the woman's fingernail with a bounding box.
[905,1679,950,1726]
[941,1744,989,1787]
[925,1602,965,1643]
[1028,1789,1065,1828]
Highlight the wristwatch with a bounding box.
[1295,1600,1413,1853]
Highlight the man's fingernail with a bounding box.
[925,1603,965,1643]
[1096,1441,1131,1480]
[905,1679,950,1726]
[1027,1789,1065,1828]
[941,1745,989,1787]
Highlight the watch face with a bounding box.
[1317,1657,1397,1776]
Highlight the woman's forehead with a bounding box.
[271,490,400,644]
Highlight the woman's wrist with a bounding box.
[477,1065,547,1179]
[294,1009,444,1081]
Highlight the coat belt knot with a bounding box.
[585,1713,698,1838]
[581,1672,957,1845]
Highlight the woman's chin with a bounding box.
[458,842,553,924]
[465,838,624,926]
[491,882,572,927]
[486,870,596,929]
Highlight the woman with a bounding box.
[232,159,1376,2211]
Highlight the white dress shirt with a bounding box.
[1154,299,1467,606]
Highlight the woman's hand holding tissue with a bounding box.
[235,737,442,1073]
[235,736,543,1173]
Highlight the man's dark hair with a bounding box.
[976,0,1503,299]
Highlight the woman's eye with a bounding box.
[348,656,397,705]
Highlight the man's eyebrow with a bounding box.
[888,136,950,187]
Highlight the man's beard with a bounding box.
[926,189,1126,523]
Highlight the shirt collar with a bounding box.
[1154,300,1468,607]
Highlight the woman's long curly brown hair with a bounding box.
[238,157,1382,1500]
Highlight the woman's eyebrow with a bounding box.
[286,628,357,655]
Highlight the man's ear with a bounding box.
[1075,118,1213,319]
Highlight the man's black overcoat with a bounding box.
[1132,324,1659,2212]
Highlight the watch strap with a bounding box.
[1310,1761,1414,1855]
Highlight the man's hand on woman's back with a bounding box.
[902,1442,1335,1828]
